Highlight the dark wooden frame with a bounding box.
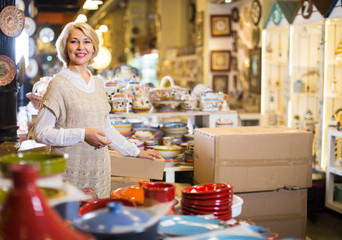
[249,48,261,94]
[211,50,231,71]
[210,15,231,37]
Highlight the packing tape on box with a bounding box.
[214,157,311,167]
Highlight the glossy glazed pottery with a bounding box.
[143,182,176,207]
[25,76,52,109]
[74,202,159,240]
[153,76,184,100]
[112,89,126,113]
[110,180,149,206]
[153,145,182,158]
[0,164,91,240]
[0,152,67,177]
[79,197,136,216]
[132,91,152,113]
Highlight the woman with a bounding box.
[34,22,161,198]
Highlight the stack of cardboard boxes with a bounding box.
[194,126,313,239]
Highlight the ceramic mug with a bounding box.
[142,182,175,214]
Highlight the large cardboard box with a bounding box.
[236,189,307,239]
[110,150,165,180]
[194,126,313,192]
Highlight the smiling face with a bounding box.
[66,28,94,68]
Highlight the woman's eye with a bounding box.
[70,40,78,44]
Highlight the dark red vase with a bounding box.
[0,164,91,240]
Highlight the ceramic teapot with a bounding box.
[200,88,220,112]
[113,64,141,86]
[132,90,152,113]
[112,89,126,113]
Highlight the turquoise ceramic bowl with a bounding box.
[0,152,67,177]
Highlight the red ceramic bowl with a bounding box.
[181,197,232,206]
[182,183,233,196]
[182,192,233,201]
[79,197,136,216]
[181,207,232,221]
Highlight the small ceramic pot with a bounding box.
[132,91,152,113]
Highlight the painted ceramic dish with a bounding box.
[0,152,67,177]
[26,58,38,78]
[153,145,182,159]
[16,0,25,11]
[39,27,54,43]
[158,215,228,237]
[24,17,35,36]
[0,55,16,86]
[0,6,25,37]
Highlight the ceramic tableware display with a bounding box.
[73,202,159,240]
[110,180,149,206]
[181,183,235,221]
[152,76,184,101]
[143,182,176,215]
[0,55,16,87]
[0,164,91,240]
[79,197,137,216]
[0,152,67,177]
[111,89,126,113]
[0,6,25,37]
[181,90,198,111]
[113,64,141,89]
[200,88,220,112]
[162,121,188,137]
[132,90,152,113]
[26,76,52,109]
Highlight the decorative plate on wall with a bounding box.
[250,0,262,26]
[26,58,38,79]
[0,6,25,37]
[39,27,55,43]
[0,55,16,86]
[29,37,36,57]
[16,0,25,11]
[24,17,36,36]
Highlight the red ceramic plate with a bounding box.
[182,183,233,196]
[181,204,231,216]
[182,192,233,200]
[79,197,136,216]
[0,6,25,37]
[181,197,231,206]
[181,207,232,221]
[181,201,232,211]
[0,55,16,86]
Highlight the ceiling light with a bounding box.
[75,14,87,23]
[83,0,103,10]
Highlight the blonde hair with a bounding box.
[55,22,99,66]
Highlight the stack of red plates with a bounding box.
[181,183,233,221]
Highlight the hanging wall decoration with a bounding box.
[0,55,16,86]
[0,6,25,37]
[211,50,231,71]
[250,0,262,26]
[24,17,36,36]
[249,48,261,94]
[211,15,231,37]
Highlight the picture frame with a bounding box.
[210,15,231,37]
[211,50,231,71]
[196,11,204,46]
[212,75,229,93]
[249,48,261,94]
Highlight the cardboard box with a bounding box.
[235,189,307,239]
[194,126,313,192]
[110,150,165,180]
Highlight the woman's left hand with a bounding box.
[138,149,162,160]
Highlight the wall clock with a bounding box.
[250,0,262,26]
[301,0,313,19]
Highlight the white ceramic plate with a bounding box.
[39,27,55,43]
[0,6,25,37]
[29,37,36,57]
[16,0,25,11]
[24,17,36,36]
[26,58,38,78]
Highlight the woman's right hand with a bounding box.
[85,128,111,148]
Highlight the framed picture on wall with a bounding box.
[249,48,261,94]
[210,15,231,37]
[196,11,204,46]
[211,50,231,71]
[213,75,229,93]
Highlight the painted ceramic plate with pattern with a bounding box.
[26,58,38,78]
[0,6,25,37]
[24,17,36,36]
[39,27,55,43]
[0,55,16,86]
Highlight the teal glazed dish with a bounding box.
[0,152,67,177]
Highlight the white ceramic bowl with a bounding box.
[153,145,182,158]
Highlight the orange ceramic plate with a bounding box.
[110,185,144,205]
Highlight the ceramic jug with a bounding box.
[112,89,126,113]
[0,164,91,240]
[132,90,152,113]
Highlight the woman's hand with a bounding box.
[138,149,162,160]
[85,128,111,148]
